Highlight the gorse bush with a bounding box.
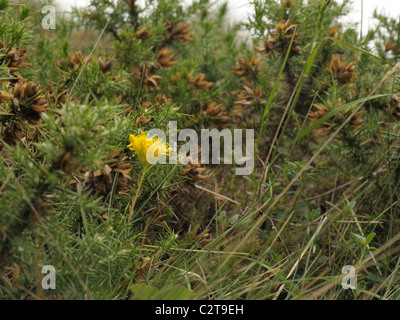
[1,0,400,300]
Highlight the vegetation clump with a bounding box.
[1,0,400,300]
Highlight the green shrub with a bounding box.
[1,0,400,300]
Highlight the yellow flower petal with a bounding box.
[127,132,170,164]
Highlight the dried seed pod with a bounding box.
[388,94,400,119]
[74,52,82,64]
[10,263,21,284]
[156,48,177,67]
[154,94,172,105]
[171,71,181,83]
[135,115,152,127]
[144,75,162,91]
[309,104,329,121]
[350,111,364,127]
[385,40,396,52]
[187,70,212,90]
[131,61,162,91]
[13,81,50,124]
[102,164,113,186]
[67,53,75,68]
[281,0,294,8]
[55,59,63,69]
[6,47,31,69]
[1,122,27,148]
[57,90,69,104]
[135,27,152,40]
[329,25,339,38]
[309,100,363,138]
[98,56,112,73]
[60,152,72,173]
[0,91,13,101]
[70,149,132,196]
[124,0,132,7]
[167,21,194,41]
[203,102,230,127]
[325,55,357,84]
[66,51,83,69]
[24,82,38,98]
[231,53,262,79]
[184,224,212,245]
[58,151,81,173]
[263,19,302,57]
[13,82,25,99]
[233,106,245,125]
[30,97,49,112]
[233,85,265,108]
[8,69,23,82]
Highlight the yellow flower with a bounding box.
[127,132,170,164]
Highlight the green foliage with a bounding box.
[1,0,400,300]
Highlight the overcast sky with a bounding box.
[59,0,400,34]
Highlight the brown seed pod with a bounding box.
[184,224,212,245]
[154,94,172,105]
[66,52,83,69]
[349,111,364,127]
[203,102,230,127]
[156,48,177,67]
[388,94,400,119]
[329,25,339,38]
[6,47,31,69]
[135,27,152,40]
[170,71,181,83]
[325,55,357,84]
[144,75,162,91]
[131,61,162,91]
[309,100,363,137]
[385,40,397,52]
[309,104,329,121]
[60,152,72,173]
[263,19,302,57]
[233,85,265,108]
[69,149,132,196]
[57,90,69,104]
[30,98,49,112]
[98,56,112,73]
[187,70,213,90]
[10,263,21,284]
[231,53,262,79]
[135,115,152,127]
[124,0,133,7]
[24,82,38,98]
[13,82,25,99]
[0,91,13,101]
[281,0,294,8]
[167,20,194,41]
[233,106,245,125]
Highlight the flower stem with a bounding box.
[128,164,153,222]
